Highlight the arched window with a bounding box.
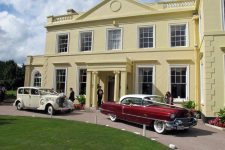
[33,71,41,87]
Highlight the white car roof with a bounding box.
[119,94,162,101]
[18,87,51,90]
[18,87,40,89]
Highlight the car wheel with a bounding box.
[16,102,23,110]
[109,114,117,122]
[153,120,166,134]
[47,105,55,115]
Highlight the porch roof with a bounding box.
[75,57,132,72]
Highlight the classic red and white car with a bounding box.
[101,94,197,134]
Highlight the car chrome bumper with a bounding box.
[165,117,198,130]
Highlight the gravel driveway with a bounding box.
[1,103,225,150]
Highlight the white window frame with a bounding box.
[56,33,69,53]
[222,0,225,30]
[224,55,225,106]
[31,70,42,87]
[106,28,123,51]
[138,25,156,49]
[169,23,189,47]
[135,65,156,94]
[200,62,205,105]
[168,65,189,102]
[79,30,94,52]
[199,13,204,42]
[54,68,67,94]
[77,68,87,95]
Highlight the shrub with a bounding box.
[6,90,16,99]
[76,95,86,105]
[182,100,195,109]
[217,108,225,123]
[209,117,225,128]
[208,108,225,128]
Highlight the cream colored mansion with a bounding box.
[24,0,225,118]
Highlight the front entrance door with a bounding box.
[107,76,115,101]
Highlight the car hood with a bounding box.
[146,104,191,118]
[41,94,62,100]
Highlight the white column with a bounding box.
[92,71,98,108]
[85,71,92,108]
[114,71,120,102]
[120,71,127,97]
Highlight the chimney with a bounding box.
[67,9,78,15]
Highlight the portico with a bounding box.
[80,58,132,108]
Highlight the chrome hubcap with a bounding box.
[48,107,52,114]
[110,114,116,121]
[156,122,163,130]
[17,103,21,109]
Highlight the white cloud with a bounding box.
[0,11,34,63]
[0,0,161,64]
[0,0,100,64]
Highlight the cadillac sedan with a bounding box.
[101,94,197,134]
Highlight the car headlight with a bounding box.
[170,113,176,119]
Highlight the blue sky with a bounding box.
[0,0,162,64]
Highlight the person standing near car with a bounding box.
[164,91,173,105]
[97,86,103,108]
[69,88,75,102]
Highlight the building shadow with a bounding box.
[23,109,80,116]
[110,119,215,137]
[0,118,16,126]
[55,110,84,116]
[166,127,216,137]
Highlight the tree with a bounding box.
[0,60,25,90]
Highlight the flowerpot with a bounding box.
[80,104,85,110]
[223,123,225,128]
[218,123,223,127]
[74,104,82,110]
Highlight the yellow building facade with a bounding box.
[198,0,225,118]
[24,0,225,118]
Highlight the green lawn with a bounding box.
[6,90,16,99]
[0,116,169,150]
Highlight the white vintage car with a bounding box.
[14,87,74,115]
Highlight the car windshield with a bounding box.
[144,96,163,102]
[39,89,58,95]
[142,96,164,106]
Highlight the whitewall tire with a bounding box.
[109,114,117,122]
[153,120,166,134]
[47,105,55,115]
[16,102,23,110]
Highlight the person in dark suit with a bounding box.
[97,86,103,107]
[69,88,75,102]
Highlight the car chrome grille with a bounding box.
[176,118,194,126]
